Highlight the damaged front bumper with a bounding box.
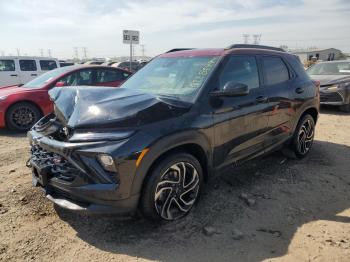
[27,129,139,215]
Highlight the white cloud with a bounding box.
[0,0,349,58]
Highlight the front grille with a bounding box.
[30,145,82,182]
[320,92,343,103]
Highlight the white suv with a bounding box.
[0,56,60,87]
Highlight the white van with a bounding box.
[0,56,60,87]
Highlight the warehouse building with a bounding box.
[293,48,343,63]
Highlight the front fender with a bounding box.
[129,129,212,196]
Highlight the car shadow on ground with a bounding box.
[0,129,27,138]
[320,105,349,115]
[56,139,350,262]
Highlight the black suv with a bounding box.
[28,45,319,221]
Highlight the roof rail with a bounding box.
[166,48,195,53]
[227,44,285,52]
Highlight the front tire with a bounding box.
[140,153,203,222]
[6,102,42,131]
[290,114,315,159]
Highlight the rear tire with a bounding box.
[140,152,203,222]
[6,102,42,131]
[339,104,350,113]
[290,114,315,159]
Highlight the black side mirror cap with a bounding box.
[209,82,249,97]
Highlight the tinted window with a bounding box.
[58,69,93,86]
[19,60,37,71]
[262,57,289,85]
[219,55,259,90]
[40,60,57,70]
[95,69,128,83]
[0,60,15,71]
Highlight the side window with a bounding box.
[76,70,93,85]
[0,60,15,71]
[40,60,57,70]
[95,69,123,83]
[57,73,77,86]
[262,57,289,85]
[56,70,93,86]
[219,55,259,90]
[19,60,37,71]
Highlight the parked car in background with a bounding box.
[27,45,319,222]
[84,61,105,65]
[59,61,75,67]
[307,60,350,112]
[0,56,59,87]
[111,61,140,72]
[0,65,131,131]
[101,61,117,66]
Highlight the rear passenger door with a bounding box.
[258,55,295,150]
[0,59,20,87]
[19,59,39,84]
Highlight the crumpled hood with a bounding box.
[49,86,190,129]
[309,74,350,86]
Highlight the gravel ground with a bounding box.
[0,107,349,262]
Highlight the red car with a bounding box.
[0,65,131,131]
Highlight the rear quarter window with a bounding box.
[40,60,57,70]
[0,60,15,71]
[262,56,289,85]
[19,60,37,71]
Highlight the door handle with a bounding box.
[256,96,268,103]
[31,74,37,76]
[10,74,18,77]
[295,87,304,94]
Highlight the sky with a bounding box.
[0,0,349,59]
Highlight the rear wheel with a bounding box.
[290,114,315,159]
[339,104,350,113]
[6,102,42,131]
[140,153,203,222]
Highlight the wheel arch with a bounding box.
[130,130,212,197]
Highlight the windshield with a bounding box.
[121,56,219,103]
[23,66,77,88]
[307,62,350,75]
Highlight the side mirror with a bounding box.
[210,82,249,97]
[54,81,65,87]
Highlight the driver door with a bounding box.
[212,55,269,168]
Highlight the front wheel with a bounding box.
[140,153,203,222]
[290,114,315,159]
[6,102,42,131]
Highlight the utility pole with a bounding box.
[140,44,145,57]
[39,49,44,57]
[0,50,4,56]
[74,47,79,61]
[81,47,87,59]
[16,48,20,56]
[253,34,262,45]
[48,49,52,57]
[243,34,250,44]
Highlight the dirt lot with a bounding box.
[0,107,349,262]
